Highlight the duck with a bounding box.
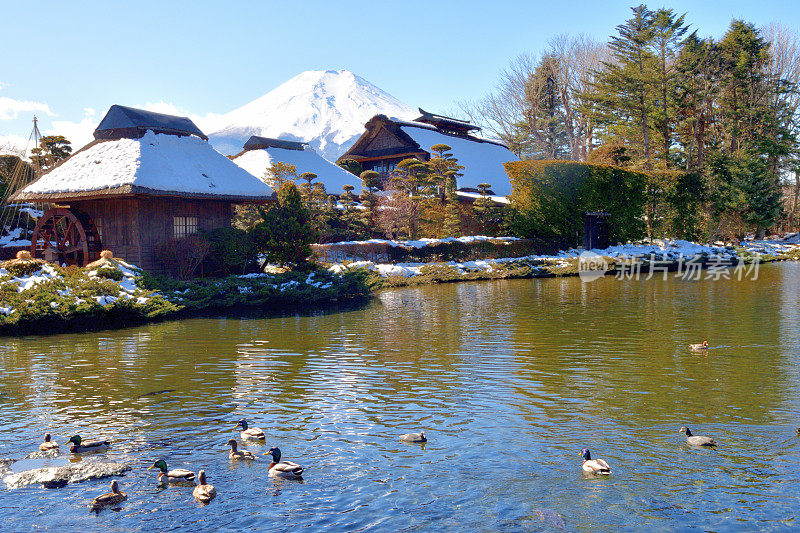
[679,426,717,447]
[227,439,257,461]
[234,419,266,441]
[580,448,611,475]
[39,433,59,452]
[265,447,304,479]
[91,480,127,512]
[399,431,427,443]
[193,470,216,504]
[148,459,196,484]
[689,340,709,352]
[66,435,110,453]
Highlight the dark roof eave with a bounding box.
[12,184,275,203]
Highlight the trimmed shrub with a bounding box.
[95,266,123,281]
[505,160,647,246]
[202,227,258,276]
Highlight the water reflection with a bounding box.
[1,263,799,531]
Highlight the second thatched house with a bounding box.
[12,105,274,272]
[337,109,518,198]
[232,135,360,194]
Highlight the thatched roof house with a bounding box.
[337,109,518,197]
[232,135,360,194]
[12,105,273,272]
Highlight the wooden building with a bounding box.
[337,109,519,197]
[12,105,273,273]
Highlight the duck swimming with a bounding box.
[580,448,611,475]
[66,435,110,453]
[679,426,717,447]
[234,419,266,441]
[227,439,257,461]
[148,459,196,484]
[39,433,58,452]
[399,432,427,443]
[689,341,709,352]
[265,447,304,479]
[91,480,127,512]
[193,470,216,504]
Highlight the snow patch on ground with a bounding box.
[324,235,520,249]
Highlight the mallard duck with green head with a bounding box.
[91,480,127,512]
[193,470,216,503]
[265,447,304,479]
[66,435,110,453]
[227,439,257,461]
[234,419,266,441]
[39,433,59,452]
[581,448,611,475]
[148,459,196,484]
[679,426,717,447]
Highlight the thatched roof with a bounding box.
[243,136,306,151]
[13,122,274,203]
[94,105,208,141]
[337,114,518,196]
[233,136,359,194]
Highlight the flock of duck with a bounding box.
[31,339,795,514]
[34,419,426,512]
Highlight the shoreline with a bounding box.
[2,239,799,337]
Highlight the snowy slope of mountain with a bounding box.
[208,70,416,161]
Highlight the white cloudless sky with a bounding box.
[1,0,798,150]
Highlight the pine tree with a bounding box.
[251,182,313,268]
[359,170,381,234]
[587,4,657,169]
[30,135,72,171]
[650,8,689,167]
[337,159,363,176]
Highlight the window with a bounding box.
[173,216,198,238]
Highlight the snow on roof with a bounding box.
[94,105,208,140]
[233,143,360,194]
[398,125,518,197]
[14,130,273,201]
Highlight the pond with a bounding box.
[1,263,799,531]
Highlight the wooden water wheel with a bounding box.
[30,208,101,266]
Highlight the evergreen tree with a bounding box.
[587,4,657,169]
[337,158,363,176]
[30,135,72,171]
[650,8,690,167]
[251,181,313,268]
[359,169,381,233]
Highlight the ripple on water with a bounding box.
[0,264,799,531]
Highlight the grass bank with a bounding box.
[0,254,372,337]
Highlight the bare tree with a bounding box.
[764,23,800,230]
[458,35,606,161]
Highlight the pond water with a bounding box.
[1,263,799,531]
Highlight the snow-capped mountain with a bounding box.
[208,70,416,161]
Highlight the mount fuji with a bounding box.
[208,70,416,161]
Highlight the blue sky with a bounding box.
[2,0,798,151]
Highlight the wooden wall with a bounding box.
[71,197,232,274]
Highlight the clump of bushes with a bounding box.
[201,227,258,276]
[95,266,123,281]
[1,250,47,277]
[505,160,647,247]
